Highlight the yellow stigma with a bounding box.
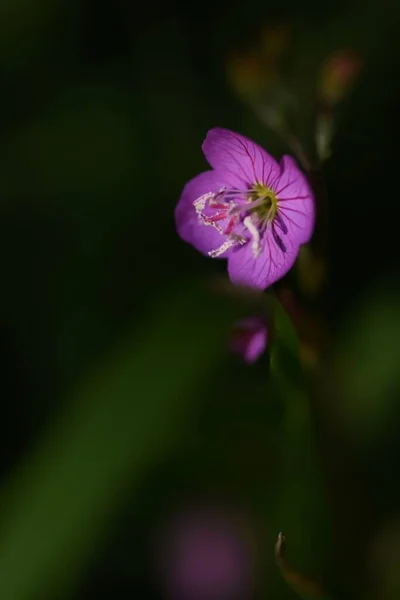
[248,182,278,221]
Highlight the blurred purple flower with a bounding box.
[158,508,255,600]
[175,128,315,290]
[230,317,268,363]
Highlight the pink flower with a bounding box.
[175,128,315,290]
[230,317,268,363]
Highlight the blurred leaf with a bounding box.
[10,85,136,198]
[369,519,400,600]
[332,285,400,443]
[0,0,64,66]
[0,278,260,600]
[267,295,332,597]
[268,293,302,390]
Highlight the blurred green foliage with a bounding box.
[0,283,267,599]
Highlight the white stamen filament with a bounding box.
[208,238,236,258]
[243,216,261,257]
[210,187,229,204]
[208,233,247,258]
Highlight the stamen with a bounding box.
[208,202,230,210]
[208,233,247,258]
[198,215,223,233]
[194,194,224,234]
[225,215,239,235]
[208,238,237,258]
[215,187,258,202]
[243,216,262,258]
[210,188,229,207]
[207,212,229,223]
[193,192,215,211]
[193,183,288,261]
[228,195,270,216]
[260,207,273,233]
[213,187,228,200]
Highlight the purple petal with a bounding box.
[274,156,315,244]
[274,212,288,235]
[230,317,268,363]
[175,170,232,258]
[202,128,281,188]
[227,227,298,290]
[272,225,287,253]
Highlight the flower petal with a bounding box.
[274,155,315,244]
[202,128,281,188]
[175,170,232,258]
[227,226,299,290]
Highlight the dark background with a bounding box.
[1,0,400,599]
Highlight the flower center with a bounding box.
[247,183,278,222]
[193,183,282,259]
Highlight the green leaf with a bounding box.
[267,294,332,599]
[333,285,400,443]
[0,279,260,600]
[267,292,302,391]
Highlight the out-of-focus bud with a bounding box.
[319,49,362,106]
[226,24,291,100]
[316,50,362,162]
[230,317,268,364]
[227,52,269,98]
[226,23,308,169]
